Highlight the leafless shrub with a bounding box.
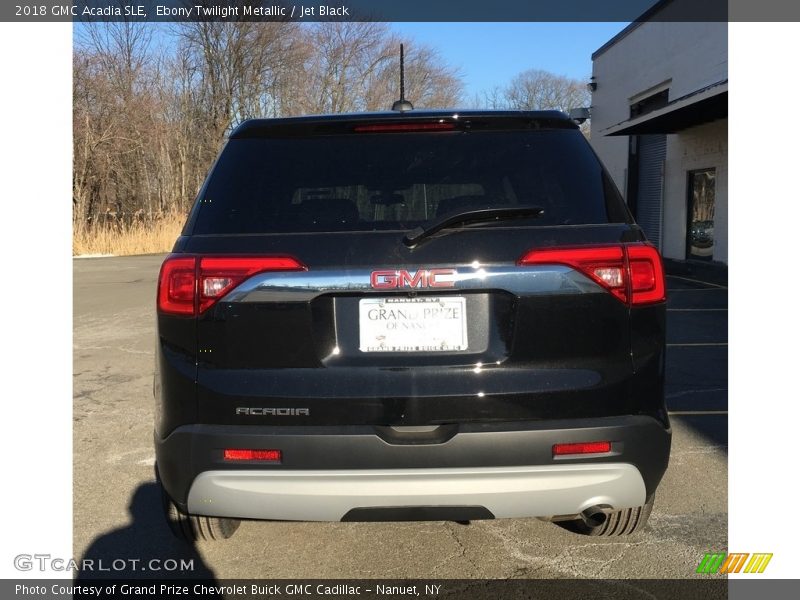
[73,22,465,254]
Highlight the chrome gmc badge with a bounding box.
[369,269,456,289]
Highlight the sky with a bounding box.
[75,21,628,104]
[393,22,628,100]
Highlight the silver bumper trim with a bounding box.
[186,464,646,521]
[222,265,599,303]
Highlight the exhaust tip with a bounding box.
[580,506,608,528]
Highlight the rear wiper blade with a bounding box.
[404,206,544,248]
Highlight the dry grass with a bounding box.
[73,212,186,256]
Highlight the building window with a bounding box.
[686,169,716,261]
[629,89,669,118]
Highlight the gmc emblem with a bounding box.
[370,269,456,289]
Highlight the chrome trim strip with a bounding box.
[187,463,646,521]
[223,265,600,303]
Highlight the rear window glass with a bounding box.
[190,129,628,235]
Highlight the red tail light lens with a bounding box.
[518,246,627,303]
[627,244,666,305]
[553,441,612,456]
[517,243,665,306]
[158,257,196,316]
[158,255,306,316]
[198,257,305,313]
[223,449,282,462]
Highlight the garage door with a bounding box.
[635,134,666,249]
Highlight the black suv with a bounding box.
[155,110,670,541]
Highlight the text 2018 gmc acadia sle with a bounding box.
[154,110,670,541]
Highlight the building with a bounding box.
[589,2,727,269]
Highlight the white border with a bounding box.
[1,17,799,582]
[728,23,800,578]
[0,22,73,578]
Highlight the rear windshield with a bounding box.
[190,129,629,235]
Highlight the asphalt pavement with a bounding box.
[73,255,728,579]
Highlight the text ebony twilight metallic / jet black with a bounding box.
[154,110,670,541]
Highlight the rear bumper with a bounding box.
[187,464,646,521]
[156,415,670,520]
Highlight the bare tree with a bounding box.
[502,69,589,113]
[73,21,161,223]
[370,42,463,110]
[471,86,505,110]
[174,20,301,136]
[297,22,386,113]
[73,20,465,235]
[76,20,153,99]
[470,68,590,135]
[296,23,462,114]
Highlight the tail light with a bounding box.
[158,255,306,316]
[157,257,196,315]
[518,243,665,306]
[627,244,666,305]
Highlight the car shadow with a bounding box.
[670,413,728,449]
[76,482,220,585]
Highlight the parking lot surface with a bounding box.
[74,255,727,579]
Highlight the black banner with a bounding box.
[2,579,741,600]
[0,0,763,24]
[5,579,800,599]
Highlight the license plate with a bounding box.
[359,297,468,352]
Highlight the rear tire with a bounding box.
[158,475,240,542]
[558,495,655,537]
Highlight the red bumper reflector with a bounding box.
[223,449,282,462]
[552,441,612,456]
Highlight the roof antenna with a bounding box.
[391,44,414,112]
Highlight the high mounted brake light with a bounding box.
[517,243,665,306]
[353,122,455,133]
[158,255,306,316]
